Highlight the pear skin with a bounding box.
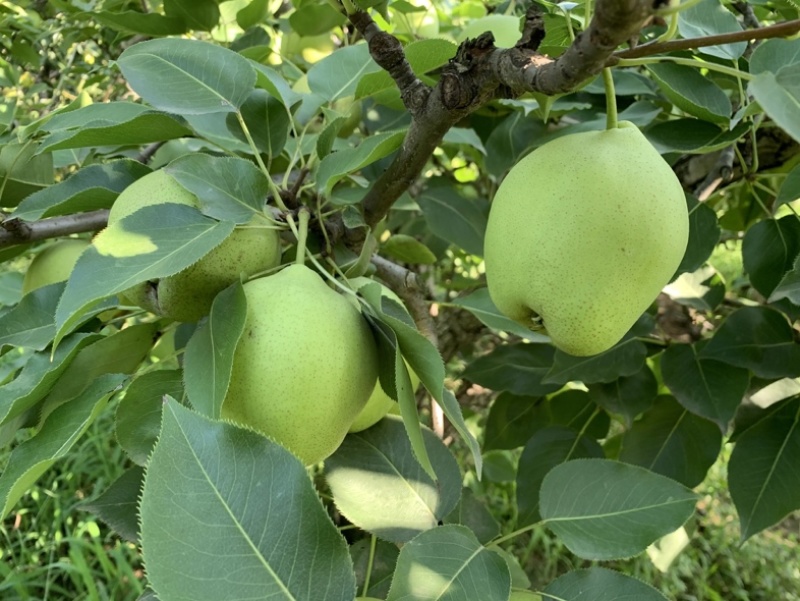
[484,122,688,356]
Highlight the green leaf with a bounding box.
[544,338,648,386]
[646,119,748,154]
[225,89,291,159]
[463,344,561,397]
[164,155,270,223]
[417,186,489,257]
[549,390,610,439]
[55,204,235,344]
[0,142,53,206]
[543,567,669,600]
[484,112,546,178]
[450,288,549,343]
[115,370,184,466]
[0,333,99,428]
[382,234,437,265]
[93,11,188,35]
[163,0,220,31]
[184,282,246,419]
[326,416,461,543]
[141,400,355,600]
[700,307,800,379]
[750,38,800,75]
[776,163,800,207]
[587,365,658,427]
[36,103,193,152]
[0,373,126,519]
[307,44,381,102]
[117,39,256,115]
[674,195,721,277]
[0,282,64,350]
[517,427,604,527]
[386,525,511,601]
[252,63,303,110]
[80,465,144,543]
[620,395,722,488]
[661,343,750,428]
[12,160,151,221]
[443,488,501,544]
[483,392,550,451]
[289,3,346,36]
[677,0,746,60]
[316,130,405,195]
[749,66,800,145]
[729,397,800,541]
[770,253,800,304]
[237,0,270,30]
[351,538,399,599]
[742,215,800,297]
[647,63,730,123]
[540,459,697,560]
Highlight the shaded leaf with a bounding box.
[326,416,461,544]
[163,0,219,31]
[647,63,730,123]
[540,459,697,560]
[317,131,405,195]
[450,288,549,343]
[678,0,746,60]
[140,400,355,600]
[0,142,53,206]
[549,389,610,440]
[226,89,292,159]
[770,253,800,304]
[587,365,658,427]
[80,465,144,542]
[0,282,64,350]
[483,392,549,451]
[674,195,721,277]
[543,567,669,600]
[742,215,800,297]
[443,488,501,544]
[351,538,399,599]
[544,338,648,386]
[94,11,187,35]
[463,344,560,397]
[417,186,489,257]
[749,66,800,145]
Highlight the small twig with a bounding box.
[613,19,800,60]
[136,142,165,164]
[0,210,109,248]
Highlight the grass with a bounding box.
[2,400,798,600]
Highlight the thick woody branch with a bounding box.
[0,210,109,248]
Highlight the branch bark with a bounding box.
[0,210,108,248]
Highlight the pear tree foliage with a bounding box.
[1,1,800,600]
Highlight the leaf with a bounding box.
[164,155,269,223]
[183,282,247,419]
[516,427,604,527]
[0,282,64,350]
[540,459,697,560]
[550,390,610,440]
[289,2,346,35]
[36,103,192,152]
[750,38,800,75]
[326,416,461,544]
[749,65,800,145]
[770,253,800,304]
[140,400,356,600]
[417,186,489,257]
[115,370,184,466]
[483,392,550,451]
[700,307,800,379]
[117,39,256,115]
[351,538,399,599]
[587,365,658,427]
[225,89,291,159]
[742,215,800,298]
[543,567,669,600]
[678,0,746,60]
[647,63,730,124]
[386,525,511,601]
[544,338,648,386]
[0,333,99,428]
[163,0,220,31]
[308,44,382,102]
[674,195,721,277]
[450,288,549,343]
[55,204,235,345]
[382,234,437,265]
[316,130,405,195]
[237,0,270,30]
[0,373,126,519]
[12,160,151,221]
[661,343,750,428]
[620,395,722,488]
[463,344,561,397]
[0,142,53,206]
[443,488,501,544]
[93,11,187,35]
[646,119,748,154]
[729,397,800,541]
[484,112,546,178]
[80,465,144,542]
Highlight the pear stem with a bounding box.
[293,208,310,265]
[602,67,618,130]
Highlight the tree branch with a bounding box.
[0,210,108,248]
[613,18,800,60]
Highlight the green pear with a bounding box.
[109,170,282,322]
[457,15,521,48]
[221,265,379,465]
[484,121,689,356]
[22,239,89,294]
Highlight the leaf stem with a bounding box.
[235,111,289,212]
[617,56,754,80]
[361,535,377,596]
[490,522,541,547]
[341,0,357,15]
[603,68,618,130]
